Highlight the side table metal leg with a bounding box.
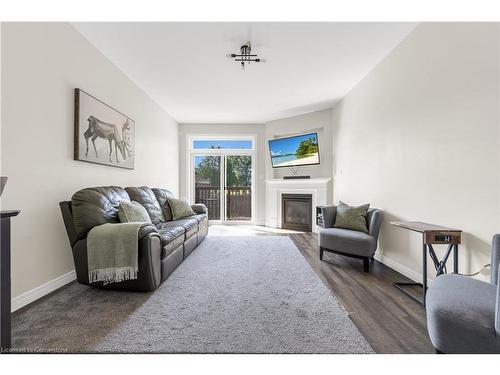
[453,244,458,273]
[422,243,427,307]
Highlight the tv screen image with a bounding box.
[268,132,320,168]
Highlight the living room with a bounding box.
[1,0,499,370]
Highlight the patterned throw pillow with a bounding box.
[334,201,370,233]
[118,201,152,223]
[167,197,196,220]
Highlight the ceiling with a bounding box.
[73,22,417,123]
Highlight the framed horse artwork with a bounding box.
[74,88,135,169]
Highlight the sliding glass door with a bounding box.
[190,136,255,222]
[225,155,252,221]
[194,155,222,220]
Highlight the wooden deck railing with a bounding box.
[195,186,251,220]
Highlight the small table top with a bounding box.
[0,210,20,219]
[390,221,462,233]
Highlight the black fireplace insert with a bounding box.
[281,194,312,232]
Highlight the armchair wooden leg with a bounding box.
[363,258,369,272]
[319,247,324,260]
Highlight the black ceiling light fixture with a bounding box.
[228,42,263,70]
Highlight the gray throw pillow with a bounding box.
[334,201,370,233]
[118,201,152,223]
[167,197,196,220]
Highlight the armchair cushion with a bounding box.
[319,227,377,257]
[334,201,370,234]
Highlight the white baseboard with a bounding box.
[374,253,432,285]
[11,270,76,312]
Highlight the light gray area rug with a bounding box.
[12,236,373,353]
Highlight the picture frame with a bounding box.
[74,88,135,169]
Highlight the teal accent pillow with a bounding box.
[118,201,152,223]
[167,197,196,220]
[334,201,370,233]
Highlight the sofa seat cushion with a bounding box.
[426,274,500,353]
[185,227,197,240]
[125,186,165,224]
[198,216,208,229]
[319,227,376,257]
[157,225,185,247]
[171,218,199,231]
[162,235,185,258]
[188,214,208,224]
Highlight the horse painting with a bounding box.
[75,89,135,169]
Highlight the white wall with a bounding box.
[265,109,333,203]
[1,23,179,300]
[332,23,499,281]
[178,123,266,224]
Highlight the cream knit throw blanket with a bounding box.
[87,222,144,285]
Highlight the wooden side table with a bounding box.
[390,221,461,306]
[1,210,20,352]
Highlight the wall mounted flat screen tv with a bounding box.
[268,132,320,168]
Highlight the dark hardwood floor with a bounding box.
[289,232,434,354]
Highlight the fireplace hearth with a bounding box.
[281,194,312,232]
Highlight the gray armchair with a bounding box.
[425,234,500,353]
[318,205,383,272]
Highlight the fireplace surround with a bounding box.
[265,178,331,233]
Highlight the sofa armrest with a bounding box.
[319,206,337,228]
[71,230,162,291]
[137,232,162,290]
[367,209,383,241]
[138,223,158,240]
[191,203,208,215]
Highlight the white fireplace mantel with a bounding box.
[265,178,331,233]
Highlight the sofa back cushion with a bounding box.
[71,186,130,239]
[152,188,175,221]
[125,186,165,224]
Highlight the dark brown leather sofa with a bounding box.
[59,186,208,291]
